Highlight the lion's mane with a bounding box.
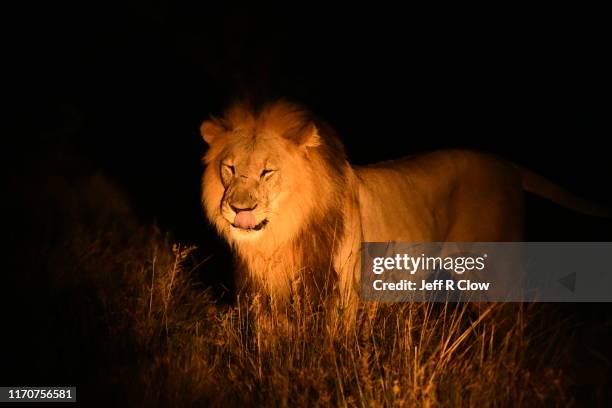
[201,101,354,306]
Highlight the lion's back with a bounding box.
[354,150,524,242]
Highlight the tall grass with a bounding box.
[66,228,567,407]
[20,174,571,406]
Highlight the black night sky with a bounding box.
[7,5,612,244]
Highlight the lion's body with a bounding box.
[356,150,524,243]
[200,100,608,320]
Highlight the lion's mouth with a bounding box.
[231,218,268,231]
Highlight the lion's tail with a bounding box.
[516,165,611,218]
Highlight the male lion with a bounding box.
[200,100,608,319]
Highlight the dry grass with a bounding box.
[17,174,573,407]
[51,225,568,407]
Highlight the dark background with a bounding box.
[3,4,612,404]
[6,4,612,245]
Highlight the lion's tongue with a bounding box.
[234,211,257,229]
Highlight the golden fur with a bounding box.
[201,100,609,317]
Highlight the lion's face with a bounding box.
[201,102,324,248]
[215,135,295,242]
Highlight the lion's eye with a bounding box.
[260,169,275,178]
[223,164,235,175]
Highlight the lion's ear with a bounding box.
[296,123,321,148]
[200,118,226,145]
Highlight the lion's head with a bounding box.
[200,100,348,254]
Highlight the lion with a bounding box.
[200,100,609,320]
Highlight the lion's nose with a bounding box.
[230,203,258,214]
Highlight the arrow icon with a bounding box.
[558,272,576,293]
